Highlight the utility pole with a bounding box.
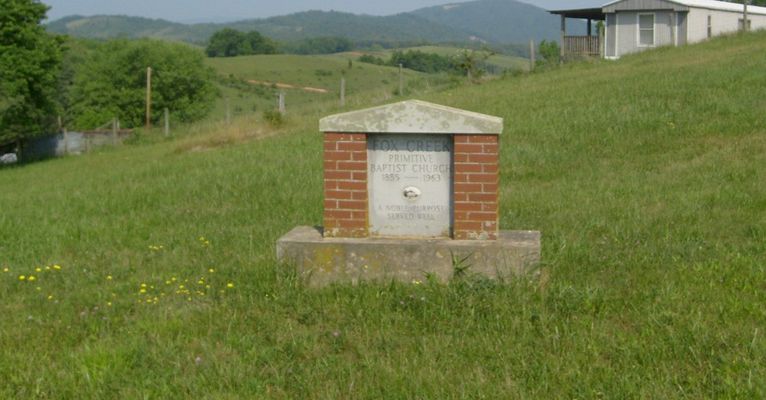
[145,66,152,130]
[744,0,750,32]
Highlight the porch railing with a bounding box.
[563,35,602,57]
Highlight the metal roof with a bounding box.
[601,0,766,15]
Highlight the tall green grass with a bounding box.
[1,32,765,398]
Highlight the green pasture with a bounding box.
[205,54,456,123]
[1,31,765,398]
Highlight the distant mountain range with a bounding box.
[46,0,584,46]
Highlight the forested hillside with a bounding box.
[46,0,570,46]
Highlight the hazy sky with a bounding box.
[43,0,603,22]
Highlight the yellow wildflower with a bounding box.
[139,288,147,294]
[208,268,215,273]
[45,266,50,271]
[35,267,42,272]
[227,282,235,289]
[28,275,36,281]
[107,302,112,307]
[2,268,8,273]
[140,283,147,288]
[53,265,62,270]
[36,287,41,291]
[47,295,53,300]
[197,280,204,285]
[18,275,26,281]
[106,275,113,280]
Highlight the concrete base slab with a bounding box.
[276,226,541,287]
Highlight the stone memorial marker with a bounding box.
[367,134,452,237]
[277,100,540,286]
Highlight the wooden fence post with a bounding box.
[112,118,118,145]
[398,63,404,95]
[164,108,170,137]
[529,39,536,71]
[145,66,152,130]
[340,77,346,107]
[278,91,286,114]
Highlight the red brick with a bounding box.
[466,135,498,144]
[339,200,366,210]
[324,210,351,219]
[482,164,498,173]
[323,180,337,190]
[454,153,469,163]
[481,144,499,154]
[454,135,470,143]
[323,161,337,171]
[454,192,468,202]
[337,141,367,151]
[351,151,368,162]
[338,219,367,229]
[455,143,484,153]
[324,133,345,141]
[454,202,483,212]
[454,163,483,173]
[324,141,338,151]
[337,181,367,191]
[467,193,497,203]
[454,183,482,193]
[323,199,338,209]
[468,173,497,183]
[482,203,498,212]
[454,174,469,183]
[351,191,368,201]
[468,212,497,221]
[349,133,367,141]
[337,161,367,171]
[481,183,498,193]
[455,221,483,230]
[324,151,351,161]
[468,154,497,163]
[324,170,351,180]
[351,171,367,181]
[326,190,352,200]
[351,211,367,220]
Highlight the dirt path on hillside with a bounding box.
[247,80,329,94]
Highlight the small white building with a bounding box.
[551,0,766,59]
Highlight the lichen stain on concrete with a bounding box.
[319,100,503,134]
[312,246,341,273]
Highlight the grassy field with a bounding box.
[204,54,457,123]
[2,31,766,398]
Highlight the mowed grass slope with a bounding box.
[1,32,766,398]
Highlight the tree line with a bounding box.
[1,0,217,146]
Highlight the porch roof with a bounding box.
[549,8,605,20]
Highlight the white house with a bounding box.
[551,0,766,59]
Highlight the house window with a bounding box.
[638,14,655,46]
[707,15,712,38]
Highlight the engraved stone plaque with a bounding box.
[368,134,452,237]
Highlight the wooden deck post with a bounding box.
[587,19,592,36]
[560,15,566,63]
